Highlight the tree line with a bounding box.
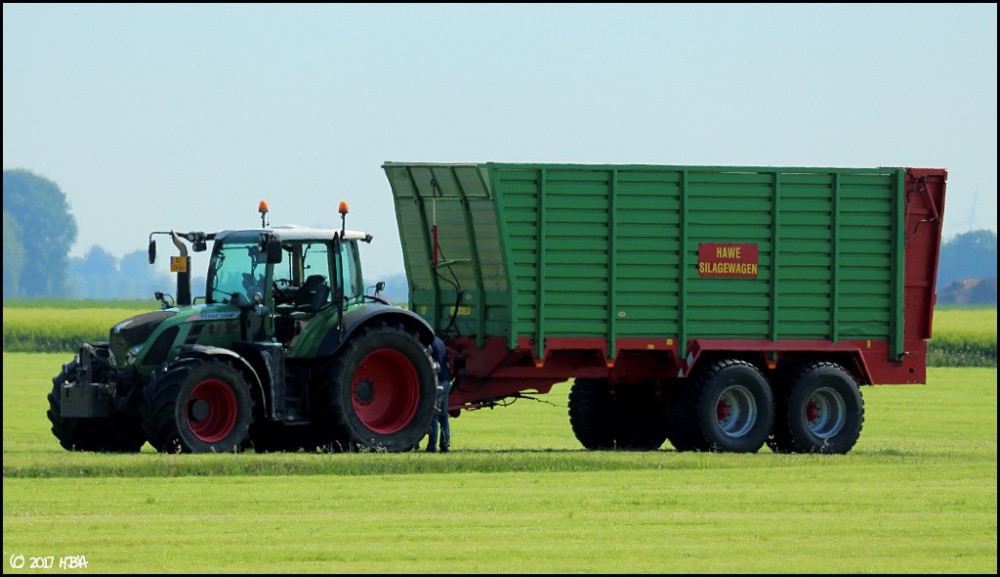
[3,169,179,301]
[3,168,997,303]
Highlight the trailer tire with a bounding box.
[568,379,616,450]
[663,378,707,452]
[692,360,774,453]
[613,382,668,451]
[47,380,146,453]
[312,322,437,453]
[141,358,254,453]
[775,362,864,454]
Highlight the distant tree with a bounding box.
[937,230,997,288]
[2,169,78,297]
[81,245,119,277]
[121,249,171,299]
[969,277,998,305]
[68,246,120,299]
[938,277,997,305]
[3,211,26,298]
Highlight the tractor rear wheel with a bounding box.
[311,322,437,453]
[141,358,254,453]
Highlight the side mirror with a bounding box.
[261,234,283,264]
[148,239,156,264]
[267,238,283,263]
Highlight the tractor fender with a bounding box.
[173,344,268,416]
[316,304,435,358]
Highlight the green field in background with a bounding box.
[2,352,996,573]
[2,302,996,366]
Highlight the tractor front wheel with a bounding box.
[46,353,146,453]
[47,381,146,452]
[141,358,254,453]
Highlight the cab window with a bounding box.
[301,242,332,306]
[340,240,362,302]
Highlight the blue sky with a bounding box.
[4,3,996,280]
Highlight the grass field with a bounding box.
[927,306,997,366]
[2,352,996,574]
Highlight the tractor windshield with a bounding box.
[208,239,266,305]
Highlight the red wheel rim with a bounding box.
[806,399,820,424]
[186,379,238,443]
[717,399,732,423]
[352,348,419,434]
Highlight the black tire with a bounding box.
[568,380,668,451]
[568,379,616,450]
[613,382,669,451]
[773,362,864,454]
[47,381,146,453]
[663,377,708,452]
[669,359,774,453]
[141,358,255,453]
[311,322,437,453]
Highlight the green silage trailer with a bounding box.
[385,162,947,454]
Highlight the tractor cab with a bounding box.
[203,224,370,349]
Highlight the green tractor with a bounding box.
[48,202,438,453]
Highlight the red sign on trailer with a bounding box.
[698,243,759,278]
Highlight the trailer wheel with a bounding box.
[141,358,254,453]
[613,383,668,451]
[47,381,146,453]
[691,360,774,453]
[312,322,437,453]
[663,378,706,452]
[568,379,616,450]
[775,362,864,454]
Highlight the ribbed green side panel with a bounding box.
[385,163,904,355]
[684,170,773,341]
[384,163,508,344]
[833,173,895,341]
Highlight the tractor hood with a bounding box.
[108,310,178,367]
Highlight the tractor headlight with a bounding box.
[126,345,143,366]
